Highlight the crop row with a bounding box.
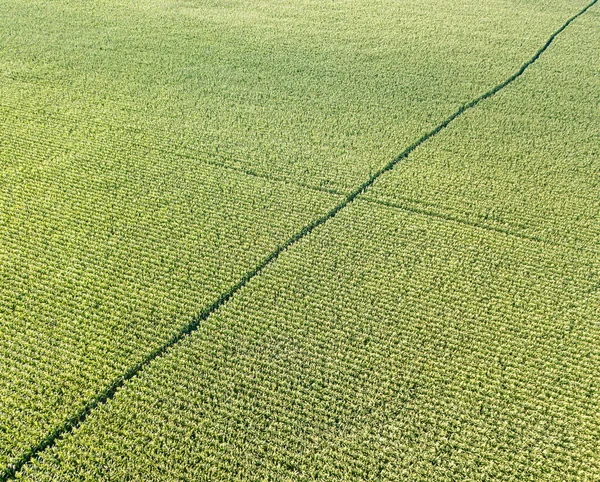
[2,0,598,477]
[368,11,600,251]
[0,120,338,469]
[20,200,600,481]
[0,0,590,192]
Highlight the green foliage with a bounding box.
[0,0,598,479]
[0,113,339,468]
[0,0,590,191]
[20,200,600,480]
[369,10,600,250]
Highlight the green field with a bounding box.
[1,0,599,480]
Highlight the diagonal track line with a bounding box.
[2,112,595,256]
[102,143,600,256]
[2,0,597,478]
[0,104,344,196]
[360,196,598,255]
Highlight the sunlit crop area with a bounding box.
[1,0,598,480]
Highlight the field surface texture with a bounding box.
[0,0,598,480]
